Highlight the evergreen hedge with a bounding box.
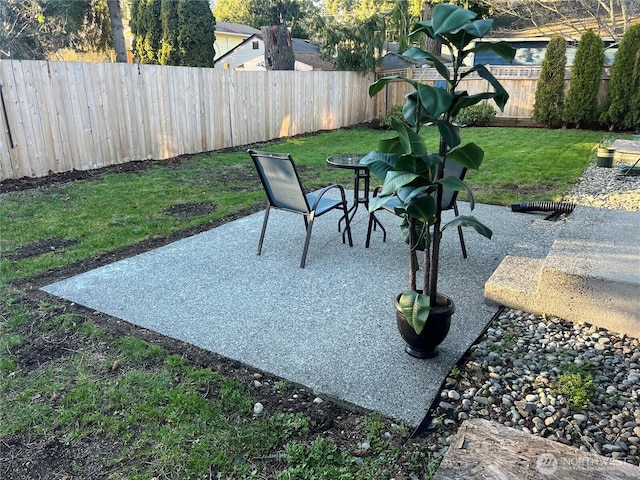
[600,24,640,130]
[177,0,216,68]
[159,0,180,66]
[564,30,604,128]
[130,0,162,64]
[533,36,567,128]
[132,0,216,68]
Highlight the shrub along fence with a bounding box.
[0,60,376,181]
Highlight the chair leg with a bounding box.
[257,205,271,255]
[300,213,315,268]
[453,203,468,259]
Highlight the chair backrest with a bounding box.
[441,159,467,210]
[248,150,311,214]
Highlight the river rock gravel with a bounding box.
[564,160,640,211]
[426,158,640,466]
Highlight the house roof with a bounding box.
[491,14,640,41]
[215,21,261,36]
[379,52,422,71]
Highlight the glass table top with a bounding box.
[326,154,366,168]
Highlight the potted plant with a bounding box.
[596,137,616,168]
[361,4,515,358]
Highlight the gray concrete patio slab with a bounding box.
[41,195,554,428]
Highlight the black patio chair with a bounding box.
[366,159,468,258]
[248,150,353,268]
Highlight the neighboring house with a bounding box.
[215,35,334,71]
[472,37,619,66]
[214,22,261,60]
[473,16,640,66]
[379,52,422,71]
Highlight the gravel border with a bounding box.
[425,159,640,466]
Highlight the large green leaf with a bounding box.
[451,92,500,117]
[408,21,438,43]
[368,75,415,97]
[369,193,396,212]
[447,142,484,170]
[443,215,493,239]
[473,64,510,110]
[417,83,454,118]
[381,170,419,195]
[441,19,494,51]
[400,217,430,251]
[435,120,460,149]
[377,135,403,154]
[461,19,494,38]
[439,175,475,210]
[401,185,431,203]
[402,47,450,82]
[403,92,432,127]
[471,41,516,64]
[394,121,430,155]
[359,150,398,180]
[395,154,431,176]
[432,4,477,35]
[406,194,437,225]
[398,290,431,335]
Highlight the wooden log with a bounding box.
[433,419,640,480]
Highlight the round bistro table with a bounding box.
[326,154,386,245]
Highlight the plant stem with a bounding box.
[429,135,448,306]
[409,218,418,291]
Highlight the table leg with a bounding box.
[338,167,365,232]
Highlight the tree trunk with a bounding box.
[261,25,295,70]
[107,0,127,63]
[421,1,441,58]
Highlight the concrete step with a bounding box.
[614,139,640,164]
[485,206,640,338]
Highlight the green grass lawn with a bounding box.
[0,125,631,479]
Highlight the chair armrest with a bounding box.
[309,184,347,210]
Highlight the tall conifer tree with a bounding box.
[532,36,567,128]
[564,30,604,128]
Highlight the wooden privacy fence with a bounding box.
[0,60,376,181]
[0,61,612,181]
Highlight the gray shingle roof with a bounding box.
[215,21,261,36]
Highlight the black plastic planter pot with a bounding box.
[395,294,455,359]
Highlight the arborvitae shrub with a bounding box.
[176,0,216,68]
[533,36,567,128]
[564,30,604,128]
[130,0,162,64]
[159,0,180,65]
[600,24,640,130]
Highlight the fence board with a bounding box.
[30,62,58,174]
[5,62,34,178]
[0,71,17,180]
